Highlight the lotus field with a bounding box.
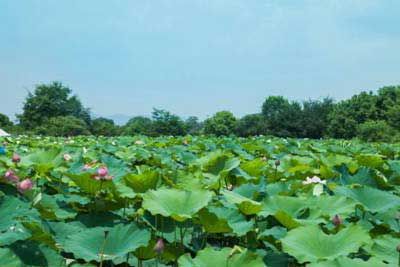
[0,136,399,267]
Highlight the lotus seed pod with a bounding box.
[275,159,280,167]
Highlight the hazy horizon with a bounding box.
[2,1,400,122]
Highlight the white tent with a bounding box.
[0,129,10,137]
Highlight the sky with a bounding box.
[1,0,400,123]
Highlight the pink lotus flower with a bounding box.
[12,153,21,163]
[97,166,108,177]
[63,154,72,161]
[153,238,165,254]
[17,179,33,193]
[4,169,19,183]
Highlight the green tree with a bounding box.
[91,118,118,136]
[185,116,202,135]
[0,113,13,131]
[236,114,266,137]
[150,109,186,136]
[300,98,334,138]
[122,116,153,135]
[261,96,302,137]
[204,111,237,136]
[327,92,378,138]
[18,82,91,129]
[357,120,396,142]
[35,116,90,136]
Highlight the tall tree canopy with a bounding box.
[0,113,13,130]
[18,82,90,129]
[150,109,186,136]
[204,111,237,136]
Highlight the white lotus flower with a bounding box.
[302,176,326,185]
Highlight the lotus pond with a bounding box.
[0,136,399,267]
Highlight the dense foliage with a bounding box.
[3,82,400,141]
[0,135,399,266]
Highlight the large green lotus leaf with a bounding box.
[281,224,371,263]
[368,235,399,266]
[199,151,240,177]
[307,256,387,267]
[64,223,151,262]
[356,154,384,168]
[178,247,264,267]
[0,196,40,232]
[260,195,307,217]
[222,190,262,215]
[142,188,213,221]
[198,206,254,236]
[35,193,77,220]
[48,221,87,245]
[65,172,115,196]
[0,222,31,246]
[308,195,356,218]
[334,186,400,212]
[9,240,66,267]
[124,168,159,193]
[0,247,22,267]
[240,158,267,177]
[198,208,231,234]
[22,149,62,174]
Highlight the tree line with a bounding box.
[1,81,400,142]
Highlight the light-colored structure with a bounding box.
[0,129,10,136]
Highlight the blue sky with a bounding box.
[1,0,400,122]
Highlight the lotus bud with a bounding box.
[97,166,108,177]
[332,214,342,227]
[4,169,19,183]
[227,184,234,191]
[261,156,267,161]
[82,164,91,171]
[17,179,33,193]
[153,238,165,254]
[12,153,21,163]
[396,244,400,252]
[275,159,280,167]
[63,154,72,161]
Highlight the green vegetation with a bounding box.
[0,135,399,266]
[3,82,400,142]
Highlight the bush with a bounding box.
[35,116,90,136]
[357,120,396,142]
